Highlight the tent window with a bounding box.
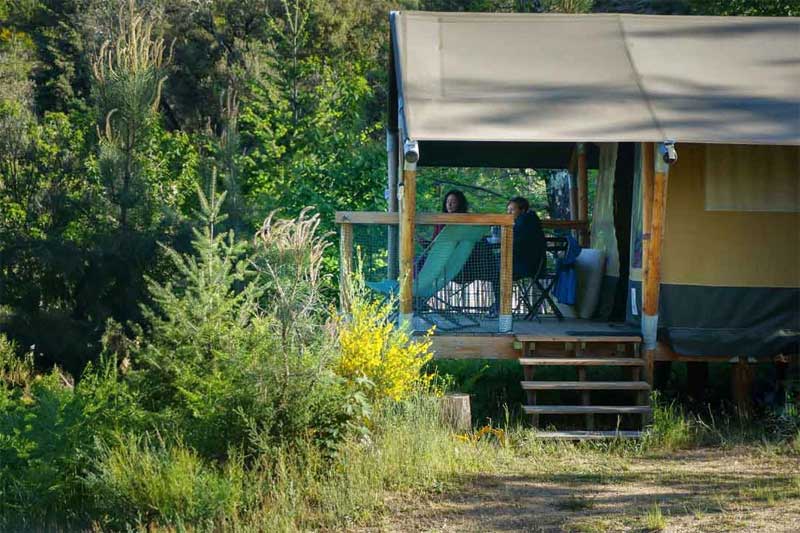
[704,145,800,213]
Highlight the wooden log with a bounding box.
[641,143,669,387]
[339,222,354,311]
[499,224,513,332]
[440,393,472,431]
[398,165,416,321]
[643,153,669,317]
[577,143,589,246]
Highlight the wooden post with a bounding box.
[642,143,670,386]
[577,143,589,246]
[499,224,514,332]
[687,362,709,402]
[339,222,354,311]
[398,154,417,328]
[732,357,754,418]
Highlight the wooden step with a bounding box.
[521,381,651,391]
[532,430,643,440]
[523,405,652,415]
[518,357,644,367]
[515,335,641,343]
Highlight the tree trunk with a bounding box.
[440,393,472,431]
[545,170,572,220]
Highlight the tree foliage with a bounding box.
[0,0,794,373]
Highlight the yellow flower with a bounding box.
[335,293,433,402]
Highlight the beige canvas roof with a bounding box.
[392,12,800,145]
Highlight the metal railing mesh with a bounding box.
[347,222,552,330]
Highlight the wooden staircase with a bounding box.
[516,335,651,440]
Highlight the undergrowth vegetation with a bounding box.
[0,183,484,531]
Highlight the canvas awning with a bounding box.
[390,12,800,161]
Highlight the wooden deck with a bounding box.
[420,317,639,338]
[424,317,641,360]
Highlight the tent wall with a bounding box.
[629,143,800,357]
[662,144,799,288]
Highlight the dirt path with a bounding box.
[359,447,800,532]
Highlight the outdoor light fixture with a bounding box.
[403,139,419,164]
[660,140,678,165]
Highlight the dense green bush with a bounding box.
[0,337,143,526]
[0,184,393,529]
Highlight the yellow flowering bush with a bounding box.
[336,288,433,402]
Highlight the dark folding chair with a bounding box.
[524,236,568,321]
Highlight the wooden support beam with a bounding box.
[641,142,670,386]
[339,222,354,311]
[398,163,417,324]
[499,224,514,332]
[644,152,669,317]
[732,357,754,418]
[576,143,589,246]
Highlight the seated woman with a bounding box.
[434,189,468,237]
[415,189,469,273]
[483,196,547,316]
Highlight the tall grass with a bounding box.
[81,393,506,531]
[241,393,505,531]
[639,392,698,452]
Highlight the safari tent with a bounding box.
[336,11,799,432]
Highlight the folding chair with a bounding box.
[525,236,568,321]
[367,225,487,330]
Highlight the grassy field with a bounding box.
[346,395,800,533]
[356,435,800,532]
[364,438,800,532]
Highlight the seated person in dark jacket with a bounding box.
[507,196,547,279]
[471,197,546,316]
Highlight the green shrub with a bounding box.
[122,184,353,460]
[0,347,142,527]
[85,433,246,529]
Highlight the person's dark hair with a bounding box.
[442,189,469,213]
[508,196,529,212]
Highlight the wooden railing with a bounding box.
[335,211,588,332]
[335,211,588,230]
